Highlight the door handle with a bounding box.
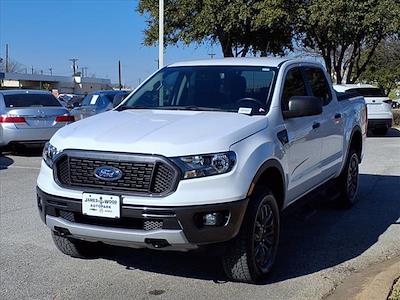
[312,122,320,129]
[334,113,342,119]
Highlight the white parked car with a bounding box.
[37,58,367,283]
[334,84,393,135]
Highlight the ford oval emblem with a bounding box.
[94,166,123,181]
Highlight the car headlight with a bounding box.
[42,142,59,168]
[172,152,236,179]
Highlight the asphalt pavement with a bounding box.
[1,129,399,300]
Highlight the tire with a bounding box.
[222,189,280,283]
[337,148,359,208]
[51,231,97,258]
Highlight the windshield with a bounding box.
[4,93,62,108]
[346,88,385,97]
[120,66,276,114]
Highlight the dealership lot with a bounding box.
[1,130,399,300]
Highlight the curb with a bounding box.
[326,257,400,300]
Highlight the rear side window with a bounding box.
[304,68,331,105]
[4,93,61,108]
[282,67,307,110]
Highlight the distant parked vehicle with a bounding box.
[70,90,130,120]
[392,99,400,109]
[58,94,85,110]
[0,90,74,154]
[334,84,393,135]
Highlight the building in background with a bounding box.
[0,72,112,94]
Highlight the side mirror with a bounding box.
[283,96,322,119]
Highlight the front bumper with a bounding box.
[37,187,248,251]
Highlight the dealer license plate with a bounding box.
[82,193,120,219]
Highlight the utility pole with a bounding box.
[49,68,53,76]
[158,0,164,69]
[118,60,122,90]
[69,58,79,76]
[5,44,9,72]
[81,67,88,77]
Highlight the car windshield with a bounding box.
[4,93,62,108]
[81,93,115,107]
[346,88,385,97]
[120,66,276,114]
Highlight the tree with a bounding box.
[360,39,400,96]
[0,58,25,73]
[296,0,400,83]
[137,0,298,57]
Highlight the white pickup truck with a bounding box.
[37,58,367,283]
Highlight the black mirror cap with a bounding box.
[283,96,322,119]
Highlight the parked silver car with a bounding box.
[0,90,74,153]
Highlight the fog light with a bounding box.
[203,212,225,226]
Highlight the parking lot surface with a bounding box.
[1,129,399,300]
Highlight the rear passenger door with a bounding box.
[303,67,344,179]
[281,67,323,203]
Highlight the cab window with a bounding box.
[303,67,332,105]
[281,67,307,110]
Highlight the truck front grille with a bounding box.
[54,151,180,196]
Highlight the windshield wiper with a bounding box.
[157,106,224,111]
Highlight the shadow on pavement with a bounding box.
[0,155,14,170]
[97,173,400,284]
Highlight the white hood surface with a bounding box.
[51,109,268,157]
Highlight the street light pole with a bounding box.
[158,0,164,69]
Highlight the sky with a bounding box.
[0,0,220,88]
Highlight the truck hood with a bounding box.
[51,109,268,156]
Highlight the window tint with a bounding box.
[4,93,61,108]
[304,68,331,105]
[282,68,307,110]
[345,88,385,97]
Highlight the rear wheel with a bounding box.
[51,231,99,258]
[337,149,359,208]
[222,189,280,283]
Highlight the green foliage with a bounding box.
[137,0,298,57]
[360,39,400,96]
[296,0,400,83]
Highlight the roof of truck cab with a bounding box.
[168,57,305,68]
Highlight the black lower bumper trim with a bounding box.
[37,187,248,245]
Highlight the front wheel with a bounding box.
[222,190,280,283]
[51,231,98,258]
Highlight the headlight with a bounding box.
[42,142,59,168]
[172,152,236,179]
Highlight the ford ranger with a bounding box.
[37,58,367,283]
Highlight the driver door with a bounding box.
[281,67,323,203]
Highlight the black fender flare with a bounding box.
[247,159,286,208]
